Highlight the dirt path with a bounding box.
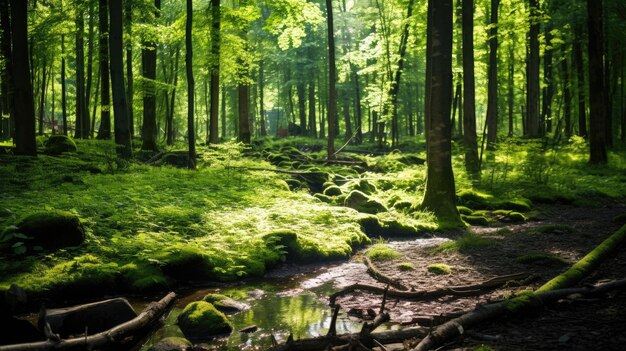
[332,203,626,350]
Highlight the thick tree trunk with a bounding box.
[587,0,607,164]
[561,56,572,138]
[420,0,461,225]
[308,81,316,138]
[109,0,132,159]
[573,26,587,137]
[75,1,88,139]
[526,0,541,138]
[10,0,36,155]
[141,0,160,151]
[238,84,250,143]
[125,0,134,137]
[209,0,220,144]
[507,45,514,136]
[0,0,13,140]
[97,0,111,140]
[541,23,554,133]
[325,0,337,159]
[186,0,195,169]
[486,0,499,149]
[297,82,307,135]
[462,0,480,176]
[85,1,94,132]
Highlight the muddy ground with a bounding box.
[317,203,626,351]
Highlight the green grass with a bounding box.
[364,240,400,262]
[432,232,495,254]
[427,263,452,275]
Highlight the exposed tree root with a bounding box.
[0,292,176,351]
[330,272,532,305]
[364,256,411,291]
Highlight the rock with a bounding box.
[46,298,137,338]
[5,284,28,313]
[284,178,303,191]
[461,215,489,226]
[239,325,258,333]
[396,154,426,166]
[151,337,193,351]
[456,206,473,215]
[177,301,232,338]
[16,210,85,250]
[323,185,343,197]
[344,190,387,214]
[157,152,192,168]
[202,293,250,314]
[393,200,413,211]
[44,135,77,155]
[313,193,333,204]
[346,179,377,195]
[157,247,214,281]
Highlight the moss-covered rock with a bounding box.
[44,135,77,155]
[151,337,192,351]
[344,190,387,214]
[461,215,489,226]
[396,154,426,166]
[457,189,532,212]
[157,152,192,168]
[323,185,343,197]
[456,206,473,215]
[267,153,291,165]
[202,293,250,314]
[313,193,333,204]
[119,261,170,292]
[357,215,420,237]
[297,171,330,193]
[284,178,303,191]
[156,247,214,281]
[177,301,232,338]
[262,230,325,263]
[16,210,84,250]
[346,179,377,195]
[393,201,413,212]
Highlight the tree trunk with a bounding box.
[109,0,132,159]
[141,0,160,151]
[209,0,220,144]
[573,26,587,137]
[486,0,499,149]
[37,58,48,135]
[0,0,13,140]
[424,0,433,151]
[220,84,226,139]
[308,81,316,138]
[75,0,88,139]
[186,0,195,169]
[85,0,95,133]
[587,0,607,164]
[352,65,362,143]
[526,0,541,138]
[561,56,572,138]
[342,95,352,142]
[259,60,266,137]
[9,0,36,155]
[507,44,514,136]
[462,0,480,176]
[421,0,461,225]
[97,0,111,140]
[125,0,134,137]
[238,84,250,143]
[166,45,180,146]
[61,35,67,136]
[297,82,307,135]
[541,22,554,133]
[325,0,337,159]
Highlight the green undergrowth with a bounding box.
[364,240,400,262]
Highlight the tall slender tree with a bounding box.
[526,0,541,137]
[9,0,36,155]
[75,0,88,138]
[573,26,587,137]
[141,0,161,151]
[125,0,135,137]
[186,0,196,169]
[325,0,337,159]
[486,0,499,149]
[109,0,132,159]
[208,0,221,144]
[0,0,12,140]
[462,0,480,176]
[97,0,111,139]
[587,0,607,164]
[421,0,462,226]
[61,35,68,135]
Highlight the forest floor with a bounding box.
[330,202,626,351]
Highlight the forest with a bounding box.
[1,0,626,350]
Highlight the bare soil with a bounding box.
[330,203,626,351]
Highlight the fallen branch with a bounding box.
[413,224,626,351]
[0,292,176,351]
[330,272,532,305]
[364,256,410,291]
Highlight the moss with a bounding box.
[515,253,568,266]
[177,301,232,338]
[503,290,539,312]
[267,153,291,165]
[44,135,77,155]
[531,224,574,235]
[151,337,192,351]
[323,185,343,197]
[297,171,330,193]
[284,178,303,191]
[507,212,527,222]
[344,190,387,214]
[457,206,473,215]
[262,230,332,263]
[457,189,532,212]
[365,243,400,262]
[16,210,85,251]
[427,263,452,275]
[393,201,413,211]
[346,179,377,195]
[432,233,495,254]
[155,247,214,281]
[398,262,414,271]
[119,261,170,292]
[313,193,333,203]
[461,215,489,226]
[396,154,425,166]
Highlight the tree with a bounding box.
[9,0,36,156]
[208,0,220,144]
[462,0,480,176]
[125,0,135,137]
[109,0,132,159]
[420,0,462,226]
[486,0,499,149]
[587,0,607,164]
[573,25,587,137]
[325,0,337,159]
[75,0,89,139]
[141,0,161,151]
[186,0,195,169]
[97,0,111,139]
[526,0,541,137]
[0,0,14,140]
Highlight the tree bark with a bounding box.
[125,0,134,137]
[297,81,307,135]
[507,44,514,136]
[587,0,607,164]
[166,45,180,146]
[259,60,267,137]
[109,0,132,159]
[10,0,36,156]
[85,0,95,134]
[0,0,13,140]
[462,0,480,176]
[37,58,47,135]
[420,0,461,225]
[208,0,221,144]
[308,81,316,138]
[325,0,337,159]
[486,0,499,149]
[561,56,572,138]
[186,0,195,169]
[141,0,160,151]
[541,21,554,133]
[97,0,111,140]
[61,35,67,136]
[573,26,587,137]
[238,84,250,144]
[526,0,541,138]
[75,0,88,139]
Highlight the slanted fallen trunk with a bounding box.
[413,224,626,351]
[0,292,176,351]
[363,256,410,291]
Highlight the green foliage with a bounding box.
[432,233,495,254]
[365,240,400,262]
[427,263,452,275]
[177,301,232,338]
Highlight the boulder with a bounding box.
[177,301,232,338]
[16,210,85,250]
[323,185,343,197]
[44,135,77,155]
[151,337,193,351]
[46,298,137,338]
[202,293,250,314]
[344,190,387,214]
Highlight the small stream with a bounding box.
[135,238,443,350]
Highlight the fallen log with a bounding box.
[0,292,176,351]
[330,272,532,305]
[364,256,410,291]
[412,224,626,351]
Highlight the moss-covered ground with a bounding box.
[1,136,626,303]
